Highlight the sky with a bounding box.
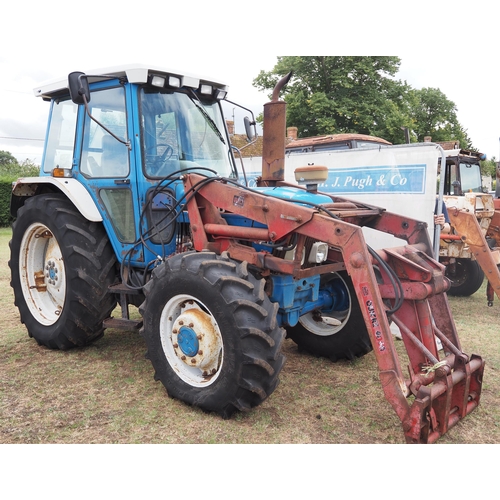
[1,2,499,166]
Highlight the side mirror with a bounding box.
[244,116,256,142]
[68,72,90,105]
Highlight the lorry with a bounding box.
[242,133,500,304]
[9,66,484,443]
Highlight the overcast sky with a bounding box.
[1,2,498,165]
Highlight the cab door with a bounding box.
[75,82,142,264]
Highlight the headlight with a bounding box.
[308,241,328,264]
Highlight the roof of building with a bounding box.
[285,133,392,149]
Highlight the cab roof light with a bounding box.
[200,84,213,95]
[214,88,227,100]
[168,75,182,88]
[151,75,166,88]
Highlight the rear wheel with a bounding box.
[445,259,484,296]
[9,193,117,349]
[286,272,372,361]
[140,252,286,418]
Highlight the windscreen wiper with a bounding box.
[188,90,225,145]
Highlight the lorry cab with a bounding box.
[16,65,237,270]
[440,148,485,195]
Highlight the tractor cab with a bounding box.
[30,65,237,273]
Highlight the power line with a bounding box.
[0,136,44,142]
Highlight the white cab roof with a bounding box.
[33,63,229,99]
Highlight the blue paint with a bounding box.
[177,326,199,357]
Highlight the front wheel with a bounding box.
[444,259,484,296]
[140,252,286,418]
[9,193,118,349]
[286,272,372,361]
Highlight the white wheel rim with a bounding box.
[19,223,66,326]
[298,274,351,336]
[160,294,223,387]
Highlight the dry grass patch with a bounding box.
[1,226,499,444]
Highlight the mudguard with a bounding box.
[11,177,102,222]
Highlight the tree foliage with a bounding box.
[408,87,472,148]
[0,150,39,178]
[0,150,17,167]
[480,157,497,179]
[253,57,472,148]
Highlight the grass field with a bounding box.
[1,225,499,444]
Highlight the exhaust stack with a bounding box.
[260,72,292,185]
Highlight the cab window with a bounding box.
[80,86,129,178]
[43,99,78,173]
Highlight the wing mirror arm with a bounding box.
[67,72,131,150]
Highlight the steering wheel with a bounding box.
[158,143,174,163]
[145,143,175,175]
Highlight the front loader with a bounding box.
[9,66,484,443]
[440,192,500,306]
[437,147,500,304]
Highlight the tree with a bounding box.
[480,157,497,179]
[253,57,472,148]
[0,150,17,167]
[0,150,39,178]
[253,56,413,143]
[409,87,472,148]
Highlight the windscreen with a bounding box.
[140,89,235,179]
[459,162,482,193]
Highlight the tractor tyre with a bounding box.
[9,193,118,350]
[140,251,286,418]
[445,259,484,297]
[286,271,372,361]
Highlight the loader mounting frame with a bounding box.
[182,173,484,443]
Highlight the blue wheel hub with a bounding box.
[325,279,349,312]
[177,326,199,357]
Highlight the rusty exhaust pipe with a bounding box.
[260,71,293,186]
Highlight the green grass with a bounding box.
[1,225,499,444]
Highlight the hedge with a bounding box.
[0,176,16,227]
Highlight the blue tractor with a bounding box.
[9,66,484,442]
